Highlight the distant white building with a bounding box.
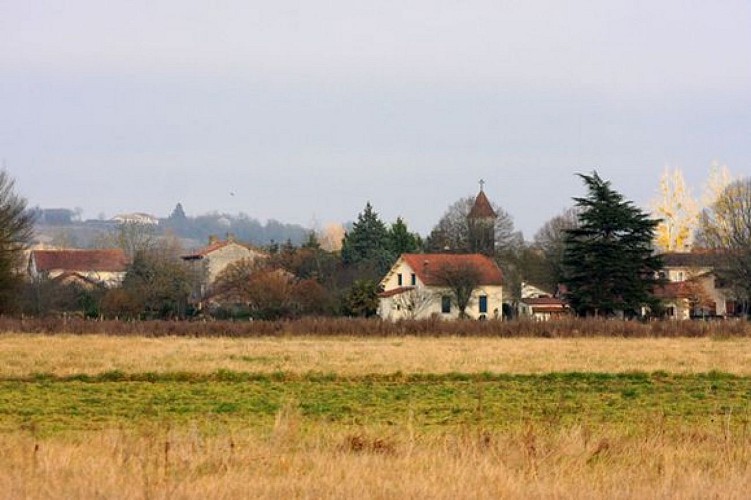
[112,213,159,225]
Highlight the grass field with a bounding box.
[2,334,751,376]
[1,334,751,498]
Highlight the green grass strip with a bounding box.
[2,371,749,435]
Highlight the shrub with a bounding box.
[0,316,748,338]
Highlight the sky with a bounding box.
[2,1,750,239]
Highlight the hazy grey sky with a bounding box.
[2,1,750,238]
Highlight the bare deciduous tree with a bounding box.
[426,196,522,255]
[532,207,580,288]
[697,178,751,315]
[432,262,483,318]
[392,287,434,319]
[0,170,34,311]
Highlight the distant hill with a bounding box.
[30,205,311,250]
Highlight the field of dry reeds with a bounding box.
[1,320,750,499]
[5,316,751,338]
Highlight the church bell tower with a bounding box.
[467,180,497,256]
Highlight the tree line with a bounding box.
[4,166,751,320]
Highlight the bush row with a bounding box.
[1,316,749,338]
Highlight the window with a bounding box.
[411,273,416,286]
[727,301,737,315]
[479,295,488,314]
[397,274,403,286]
[441,296,451,314]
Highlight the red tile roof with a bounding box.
[468,191,497,219]
[32,249,129,273]
[378,286,415,298]
[660,251,724,268]
[521,297,569,314]
[521,297,567,306]
[529,306,570,314]
[182,240,232,259]
[400,253,503,286]
[653,281,692,300]
[182,240,266,260]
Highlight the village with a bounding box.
[19,177,749,323]
[3,3,751,497]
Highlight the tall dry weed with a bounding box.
[3,316,750,338]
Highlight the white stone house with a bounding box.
[378,253,504,320]
[27,248,130,288]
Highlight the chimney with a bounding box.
[208,235,219,244]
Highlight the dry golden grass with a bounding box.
[3,333,751,498]
[2,416,750,500]
[0,334,750,377]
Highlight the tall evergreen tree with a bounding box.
[562,172,662,317]
[169,202,187,221]
[387,217,422,256]
[341,202,394,273]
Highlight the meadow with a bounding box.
[1,332,750,498]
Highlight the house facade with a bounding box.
[517,283,570,321]
[378,253,504,320]
[28,248,129,288]
[181,236,267,301]
[518,297,570,321]
[655,252,737,319]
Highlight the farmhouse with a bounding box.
[181,235,267,301]
[518,297,570,321]
[655,251,738,319]
[27,248,129,288]
[518,283,570,321]
[378,253,504,320]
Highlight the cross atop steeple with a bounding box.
[479,179,485,192]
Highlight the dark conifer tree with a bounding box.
[562,172,662,317]
[387,217,422,256]
[341,202,394,274]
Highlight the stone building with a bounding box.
[181,235,267,302]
